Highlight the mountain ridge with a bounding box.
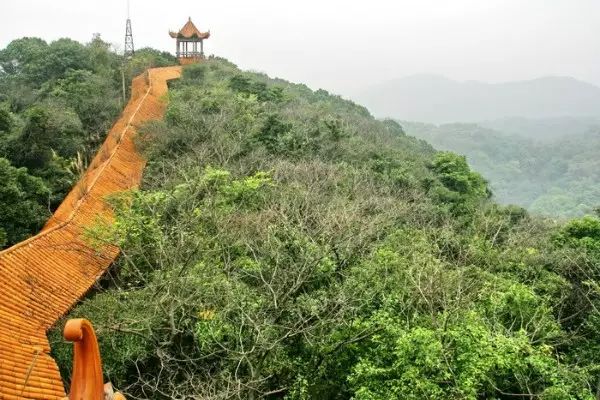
[356,74,600,123]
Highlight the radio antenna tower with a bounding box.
[124,0,135,58]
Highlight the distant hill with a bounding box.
[480,116,600,142]
[401,120,600,217]
[356,74,600,124]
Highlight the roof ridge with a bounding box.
[170,17,210,39]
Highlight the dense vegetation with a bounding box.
[0,37,175,248]
[401,121,600,218]
[49,59,600,399]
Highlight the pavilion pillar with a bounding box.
[200,40,204,56]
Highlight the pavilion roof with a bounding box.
[169,17,210,39]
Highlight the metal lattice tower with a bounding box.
[124,0,134,58]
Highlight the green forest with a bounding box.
[401,121,600,218]
[0,36,175,248]
[37,59,600,399]
[2,36,600,399]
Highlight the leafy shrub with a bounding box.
[0,36,171,246]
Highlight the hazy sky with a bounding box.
[1,0,600,94]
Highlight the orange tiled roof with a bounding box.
[169,17,210,39]
[0,66,181,399]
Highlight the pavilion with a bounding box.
[169,17,210,64]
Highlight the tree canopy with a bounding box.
[402,121,600,218]
[0,157,49,247]
[49,59,600,399]
[0,37,177,248]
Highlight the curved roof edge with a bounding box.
[170,17,210,39]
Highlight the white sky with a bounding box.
[1,0,599,94]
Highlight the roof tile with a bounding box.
[0,66,181,399]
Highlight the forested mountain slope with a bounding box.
[51,59,600,399]
[0,66,181,400]
[402,121,600,217]
[480,116,600,142]
[0,37,176,248]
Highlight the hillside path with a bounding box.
[0,66,182,399]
